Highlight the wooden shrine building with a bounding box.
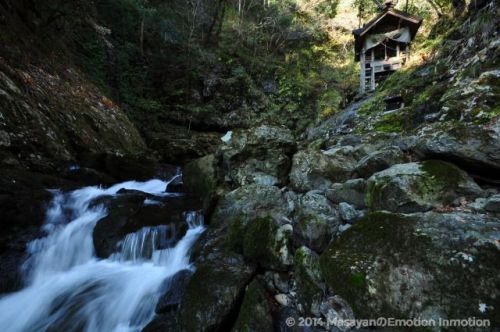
[353,1,422,92]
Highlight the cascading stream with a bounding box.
[0,177,204,332]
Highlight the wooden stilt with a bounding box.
[370,49,376,91]
[360,48,366,93]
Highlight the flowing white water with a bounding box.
[0,178,204,332]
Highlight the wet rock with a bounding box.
[0,169,70,293]
[366,160,483,213]
[219,125,296,187]
[142,313,179,332]
[92,192,199,258]
[179,253,255,332]
[156,269,193,314]
[233,280,274,332]
[320,211,500,324]
[289,148,357,193]
[294,192,339,253]
[354,146,406,178]
[326,178,367,208]
[92,193,145,258]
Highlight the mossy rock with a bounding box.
[242,216,293,270]
[183,154,223,213]
[209,184,295,257]
[293,191,339,253]
[289,148,357,193]
[294,217,335,254]
[366,161,483,213]
[294,246,325,314]
[319,211,500,324]
[179,254,254,332]
[232,280,274,332]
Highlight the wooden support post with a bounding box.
[360,49,366,93]
[370,49,376,91]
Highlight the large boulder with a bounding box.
[92,193,146,258]
[233,280,274,332]
[294,246,325,315]
[210,184,296,231]
[92,192,200,258]
[326,178,367,209]
[354,146,406,178]
[155,269,193,314]
[178,253,255,332]
[0,168,71,293]
[293,192,340,253]
[289,147,358,193]
[183,154,224,213]
[320,211,500,324]
[219,125,296,187]
[366,160,483,213]
[242,216,294,270]
[413,122,500,174]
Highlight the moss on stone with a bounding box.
[225,216,247,254]
[294,247,324,312]
[233,280,273,332]
[319,212,432,318]
[418,160,469,204]
[365,175,390,210]
[242,216,278,267]
[357,95,385,115]
[373,112,405,133]
[350,272,366,287]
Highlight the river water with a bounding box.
[0,177,204,332]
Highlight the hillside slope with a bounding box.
[175,1,500,330]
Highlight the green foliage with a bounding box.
[79,40,109,93]
[10,0,355,133]
[315,0,340,18]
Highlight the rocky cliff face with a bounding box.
[173,1,500,331]
[0,37,156,294]
[0,58,146,173]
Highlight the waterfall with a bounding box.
[0,178,204,332]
